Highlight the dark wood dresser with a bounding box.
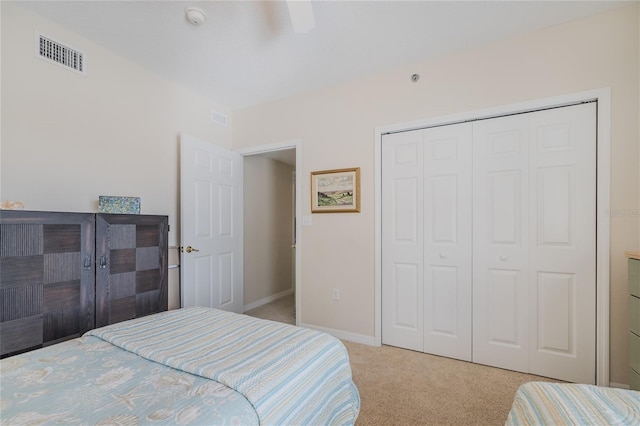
[0,210,168,357]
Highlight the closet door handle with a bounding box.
[83,256,92,270]
[99,255,108,269]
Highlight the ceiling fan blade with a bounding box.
[286,0,316,33]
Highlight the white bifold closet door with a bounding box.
[382,102,596,384]
[382,123,473,361]
[473,103,596,383]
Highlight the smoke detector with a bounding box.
[185,7,206,25]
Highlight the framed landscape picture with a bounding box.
[311,167,360,213]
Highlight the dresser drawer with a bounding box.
[630,258,640,298]
[631,331,640,374]
[631,368,640,391]
[631,295,640,337]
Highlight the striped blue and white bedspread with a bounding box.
[505,382,640,425]
[1,335,258,425]
[87,307,361,425]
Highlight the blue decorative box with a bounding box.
[98,196,140,214]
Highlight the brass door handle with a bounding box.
[184,245,200,253]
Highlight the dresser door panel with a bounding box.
[95,214,168,328]
[0,211,95,357]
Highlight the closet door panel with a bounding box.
[536,272,574,350]
[473,115,529,373]
[382,130,424,351]
[485,269,521,343]
[528,103,596,384]
[423,124,472,361]
[488,171,521,244]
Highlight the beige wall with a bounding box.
[243,155,294,307]
[1,3,234,309]
[1,2,232,245]
[233,4,640,385]
[2,1,638,385]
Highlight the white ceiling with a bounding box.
[15,1,630,111]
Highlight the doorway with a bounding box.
[238,141,302,326]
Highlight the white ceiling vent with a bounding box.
[36,34,86,75]
[211,110,228,127]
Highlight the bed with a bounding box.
[505,381,640,425]
[0,307,361,425]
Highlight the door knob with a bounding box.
[185,245,200,253]
[439,253,447,258]
[500,255,507,261]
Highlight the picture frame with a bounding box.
[311,167,361,213]
[98,195,141,214]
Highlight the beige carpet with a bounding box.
[245,295,560,425]
[244,293,296,325]
[344,341,560,425]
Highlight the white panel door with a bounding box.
[527,103,596,383]
[382,103,596,382]
[472,104,596,382]
[423,124,473,361]
[473,114,530,373]
[382,130,424,351]
[180,133,243,313]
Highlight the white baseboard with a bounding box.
[299,322,378,346]
[609,382,630,389]
[243,289,293,312]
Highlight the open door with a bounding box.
[180,133,243,313]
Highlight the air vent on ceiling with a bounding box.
[211,110,228,127]
[36,34,86,75]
